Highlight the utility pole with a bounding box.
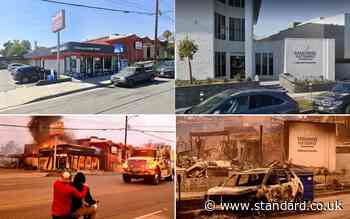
[154,0,159,63]
[124,115,128,161]
[259,125,263,165]
[53,135,57,170]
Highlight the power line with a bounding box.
[133,129,175,143]
[41,0,155,15]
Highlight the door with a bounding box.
[230,56,245,79]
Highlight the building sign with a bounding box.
[294,45,317,64]
[52,10,66,33]
[297,136,318,152]
[114,44,125,54]
[51,42,114,53]
[135,41,143,50]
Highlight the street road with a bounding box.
[0,172,174,219]
[0,78,174,114]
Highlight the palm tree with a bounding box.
[178,36,198,84]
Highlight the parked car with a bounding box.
[12,66,51,84]
[176,89,299,114]
[156,60,174,78]
[8,63,28,73]
[313,82,350,113]
[111,64,156,87]
[205,165,304,212]
[122,148,173,185]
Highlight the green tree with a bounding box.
[178,36,198,84]
[162,30,174,58]
[2,40,31,57]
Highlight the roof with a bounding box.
[24,47,51,59]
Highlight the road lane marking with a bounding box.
[134,210,163,219]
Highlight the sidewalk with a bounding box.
[0,76,111,110]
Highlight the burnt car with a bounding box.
[205,166,304,211]
[122,148,173,185]
[176,89,299,114]
[313,82,350,113]
[111,62,156,87]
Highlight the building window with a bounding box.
[228,0,245,8]
[104,57,112,72]
[80,56,87,73]
[268,53,273,76]
[229,17,245,41]
[215,52,226,78]
[215,13,226,40]
[255,53,273,76]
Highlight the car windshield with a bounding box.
[118,67,137,76]
[132,149,156,157]
[332,83,350,93]
[188,93,228,114]
[224,173,266,187]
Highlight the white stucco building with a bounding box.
[176,0,261,80]
[176,1,350,81]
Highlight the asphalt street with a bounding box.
[0,78,174,114]
[0,172,174,219]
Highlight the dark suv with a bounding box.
[13,66,50,84]
[176,89,299,114]
[314,83,350,113]
[111,63,156,87]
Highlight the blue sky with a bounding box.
[0,0,174,49]
[255,0,350,37]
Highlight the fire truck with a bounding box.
[122,147,173,185]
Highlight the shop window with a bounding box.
[104,57,112,71]
[262,53,268,76]
[70,56,77,73]
[228,0,245,8]
[229,17,245,41]
[215,52,226,78]
[64,56,70,73]
[94,57,103,72]
[268,53,273,76]
[80,56,87,73]
[255,53,273,76]
[215,13,226,40]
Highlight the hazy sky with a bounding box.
[0,0,174,49]
[255,0,350,37]
[0,115,176,152]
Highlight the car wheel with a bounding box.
[345,105,350,114]
[152,171,160,185]
[123,174,131,183]
[128,80,135,87]
[150,75,155,82]
[166,174,173,181]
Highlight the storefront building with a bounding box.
[27,34,167,78]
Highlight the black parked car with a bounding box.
[111,64,156,87]
[313,82,350,113]
[12,66,51,84]
[176,89,299,114]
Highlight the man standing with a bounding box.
[51,171,88,219]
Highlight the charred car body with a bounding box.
[122,148,173,185]
[205,166,304,211]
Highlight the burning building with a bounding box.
[23,116,124,171]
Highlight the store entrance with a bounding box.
[87,57,93,76]
[230,56,245,79]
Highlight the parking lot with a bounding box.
[0,69,36,92]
